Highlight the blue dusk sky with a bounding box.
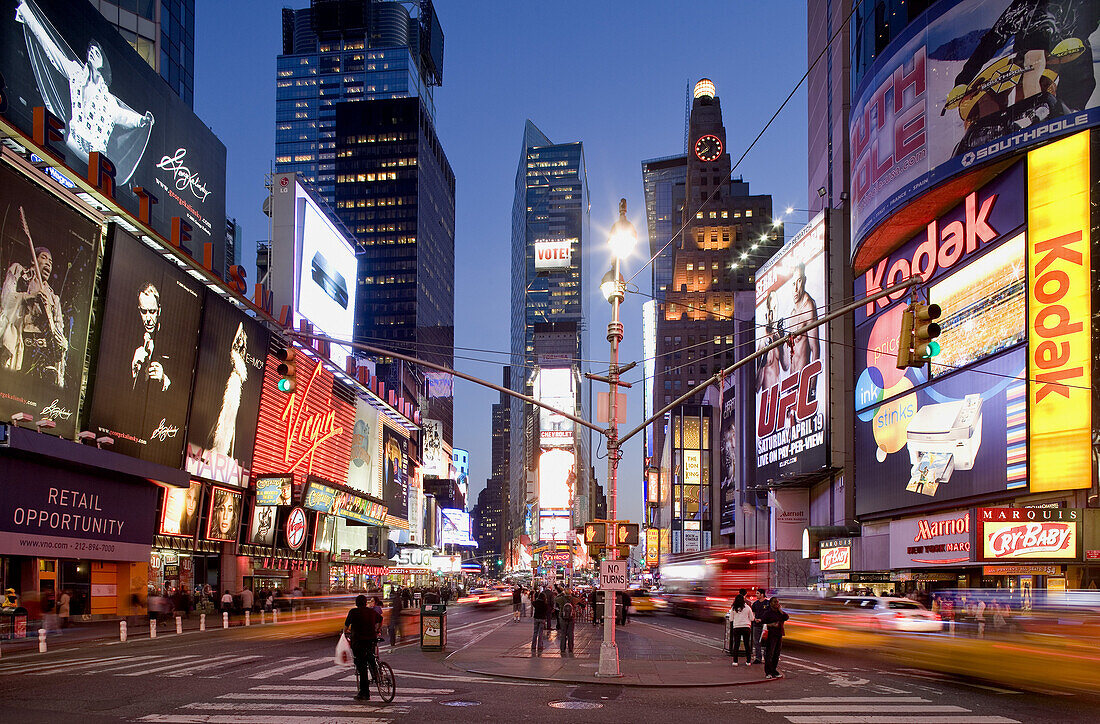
[194,0,810,526]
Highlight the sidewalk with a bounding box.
[444,614,772,687]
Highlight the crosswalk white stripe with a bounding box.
[292,664,352,680]
[247,685,453,694]
[761,705,971,713]
[216,693,432,703]
[138,715,391,723]
[164,655,263,677]
[785,718,1019,724]
[246,657,321,679]
[85,655,201,674]
[742,697,930,704]
[120,654,248,677]
[184,702,410,713]
[0,654,137,674]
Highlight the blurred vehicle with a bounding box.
[834,596,942,632]
[464,587,508,606]
[627,588,658,614]
[660,548,771,620]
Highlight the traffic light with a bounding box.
[584,521,607,546]
[615,522,639,546]
[276,346,298,393]
[896,300,942,369]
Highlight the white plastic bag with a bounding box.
[334,634,353,667]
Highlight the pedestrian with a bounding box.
[543,587,555,632]
[389,587,404,645]
[531,589,548,654]
[241,586,254,613]
[220,589,233,614]
[58,589,71,628]
[512,585,523,622]
[750,588,768,664]
[727,594,753,665]
[589,588,601,626]
[975,597,987,638]
[292,585,303,612]
[760,597,790,679]
[555,587,575,656]
[344,594,382,701]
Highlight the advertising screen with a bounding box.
[533,238,574,271]
[346,399,380,498]
[537,367,574,447]
[297,188,356,358]
[88,227,202,466]
[819,539,852,572]
[183,292,269,486]
[718,376,736,535]
[889,509,972,569]
[422,418,444,478]
[978,508,1080,561]
[204,486,242,543]
[0,0,227,254]
[0,163,99,437]
[538,448,575,511]
[440,508,475,546]
[247,504,276,546]
[159,480,201,537]
[539,513,571,542]
[754,211,828,482]
[303,478,387,525]
[849,0,1100,251]
[312,513,335,553]
[382,426,408,520]
[255,474,293,507]
[855,348,1028,517]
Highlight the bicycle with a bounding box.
[352,641,395,703]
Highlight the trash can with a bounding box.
[0,607,28,639]
[420,604,446,651]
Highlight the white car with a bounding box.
[835,596,943,633]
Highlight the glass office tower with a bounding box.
[97,0,195,106]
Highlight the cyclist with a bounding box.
[343,594,382,701]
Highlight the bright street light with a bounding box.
[607,198,637,259]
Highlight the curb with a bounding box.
[444,660,777,688]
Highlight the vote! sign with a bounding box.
[534,239,574,271]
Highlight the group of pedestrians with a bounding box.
[524,584,583,656]
[726,588,789,679]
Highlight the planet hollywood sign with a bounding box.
[979,508,1080,561]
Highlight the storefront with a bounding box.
[329,563,390,592]
[974,507,1081,597]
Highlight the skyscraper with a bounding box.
[276,0,443,209]
[96,0,195,106]
[508,121,590,559]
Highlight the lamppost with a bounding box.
[597,198,636,677]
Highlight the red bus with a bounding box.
[659,547,772,619]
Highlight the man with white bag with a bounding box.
[342,594,382,701]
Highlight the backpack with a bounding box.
[561,601,574,621]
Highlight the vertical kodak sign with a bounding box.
[1026,131,1091,492]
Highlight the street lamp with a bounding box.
[599,198,635,678]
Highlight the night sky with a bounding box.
[194,0,809,526]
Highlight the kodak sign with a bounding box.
[1026,132,1091,493]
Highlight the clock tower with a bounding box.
[684,78,732,216]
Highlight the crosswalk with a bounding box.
[737,695,1022,723]
[134,684,460,722]
[0,654,378,681]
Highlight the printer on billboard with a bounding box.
[904,394,983,497]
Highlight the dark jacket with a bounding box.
[761,607,790,637]
[345,606,381,648]
[750,598,768,622]
[532,597,548,620]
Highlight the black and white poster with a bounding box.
[0,163,98,437]
[87,226,202,466]
[0,0,227,256]
[183,292,268,486]
[247,503,275,546]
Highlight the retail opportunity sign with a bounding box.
[1026,132,1091,493]
[819,538,852,572]
[889,509,971,568]
[978,508,1080,561]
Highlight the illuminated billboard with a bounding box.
[159,481,201,537]
[440,508,475,546]
[533,238,574,271]
[382,426,408,520]
[718,375,736,536]
[184,292,269,486]
[0,0,227,254]
[978,508,1080,561]
[347,399,380,498]
[538,448,575,511]
[849,0,1100,253]
[422,419,445,478]
[0,163,99,438]
[819,539,852,572]
[754,211,828,483]
[538,513,571,542]
[536,367,575,447]
[204,486,242,543]
[1026,133,1091,492]
[255,474,293,507]
[87,227,202,466]
[247,503,276,546]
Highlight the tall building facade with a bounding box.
[648,80,782,555]
[508,121,590,569]
[276,0,443,209]
[96,0,195,106]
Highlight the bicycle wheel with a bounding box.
[374,660,396,703]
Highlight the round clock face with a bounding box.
[695,134,723,162]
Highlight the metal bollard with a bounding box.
[176,616,182,634]
[222,611,228,629]
[261,610,266,625]
[150,619,157,639]
[273,608,279,624]
[200,613,206,632]
[245,611,250,627]
[38,628,46,653]
[291,607,297,622]
[120,620,127,642]
[306,606,311,620]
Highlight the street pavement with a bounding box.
[2,603,1099,722]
